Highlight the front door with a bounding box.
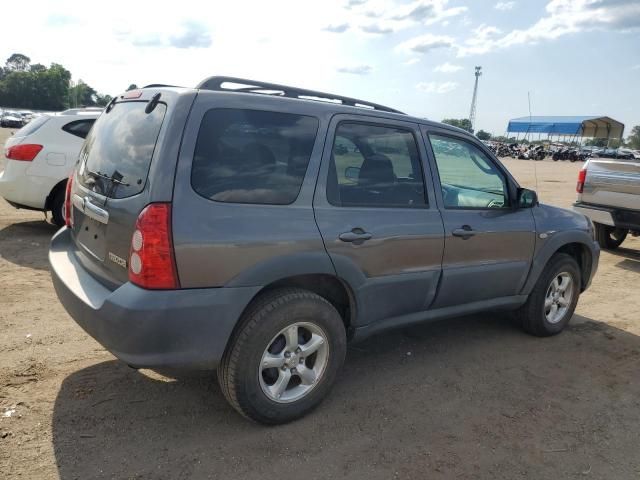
[423,129,536,308]
[313,116,444,327]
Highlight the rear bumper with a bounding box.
[574,202,640,231]
[49,228,260,369]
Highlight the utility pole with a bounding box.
[468,66,482,133]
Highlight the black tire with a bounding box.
[594,223,627,250]
[218,288,347,424]
[516,253,581,337]
[50,187,66,227]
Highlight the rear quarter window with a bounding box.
[62,119,96,139]
[191,109,319,205]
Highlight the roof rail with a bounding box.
[196,76,405,115]
[142,84,180,89]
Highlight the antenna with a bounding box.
[468,66,482,133]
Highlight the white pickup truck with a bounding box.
[574,158,640,249]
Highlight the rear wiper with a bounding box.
[86,169,130,186]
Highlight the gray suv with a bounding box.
[50,77,600,424]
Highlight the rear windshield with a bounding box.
[191,109,318,205]
[77,101,166,199]
[14,116,49,137]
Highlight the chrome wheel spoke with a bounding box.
[557,296,569,307]
[557,276,570,292]
[262,352,285,369]
[299,334,324,357]
[268,369,292,399]
[284,325,299,351]
[544,296,554,309]
[549,303,558,320]
[296,365,317,386]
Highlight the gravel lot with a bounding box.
[1,127,639,479]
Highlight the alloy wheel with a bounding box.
[259,322,329,403]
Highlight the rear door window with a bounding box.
[62,119,96,139]
[77,101,166,199]
[191,109,318,205]
[327,122,427,208]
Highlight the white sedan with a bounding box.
[0,109,100,226]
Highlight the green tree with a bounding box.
[30,63,47,73]
[126,83,138,91]
[0,71,35,107]
[41,63,72,110]
[0,53,110,111]
[68,79,99,107]
[95,93,113,107]
[476,130,491,140]
[6,53,31,72]
[627,126,640,150]
[442,118,473,133]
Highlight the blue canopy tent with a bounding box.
[506,116,624,140]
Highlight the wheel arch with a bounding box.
[258,274,356,335]
[229,273,357,344]
[555,242,593,291]
[522,232,596,294]
[44,178,67,211]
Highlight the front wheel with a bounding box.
[218,288,347,424]
[516,253,581,336]
[594,223,627,250]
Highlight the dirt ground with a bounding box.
[1,127,639,480]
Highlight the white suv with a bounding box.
[0,109,100,226]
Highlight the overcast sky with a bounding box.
[2,0,639,134]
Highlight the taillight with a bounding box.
[64,172,74,227]
[576,168,587,193]
[6,144,43,161]
[128,203,179,290]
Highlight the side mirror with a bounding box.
[517,188,538,208]
[344,166,360,182]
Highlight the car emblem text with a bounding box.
[108,252,127,269]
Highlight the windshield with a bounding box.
[77,101,166,199]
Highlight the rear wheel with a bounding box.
[594,223,627,250]
[218,288,347,424]
[516,253,580,337]
[50,187,66,227]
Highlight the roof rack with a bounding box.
[196,76,405,115]
[142,84,179,89]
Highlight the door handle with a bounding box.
[81,196,109,225]
[452,225,476,239]
[339,229,372,243]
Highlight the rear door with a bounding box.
[69,90,192,289]
[422,127,536,308]
[314,115,444,327]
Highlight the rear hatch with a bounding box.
[68,89,191,289]
[583,159,640,211]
